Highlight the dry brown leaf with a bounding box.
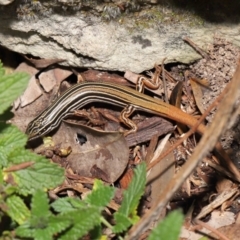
[181,210,235,240]
[19,75,43,107]
[190,78,211,114]
[53,68,73,84]
[169,81,188,134]
[53,122,129,183]
[169,81,184,108]
[14,62,39,75]
[38,68,73,93]
[119,168,134,189]
[14,62,39,108]
[196,187,238,219]
[216,178,234,193]
[38,70,57,93]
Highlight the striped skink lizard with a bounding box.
[26,81,239,180]
[26,81,207,140]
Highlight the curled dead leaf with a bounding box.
[52,121,129,183]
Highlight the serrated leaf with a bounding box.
[33,229,52,240]
[6,195,30,225]
[112,212,132,233]
[15,222,33,238]
[85,179,115,207]
[33,215,71,240]
[31,190,50,219]
[4,185,18,195]
[13,156,64,195]
[0,124,27,149]
[16,215,70,240]
[60,206,102,240]
[0,124,27,167]
[129,208,139,223]
[51,198,77,213]
[148,210,184,240]
[45,215,71,237]
[0,125,64,194]
[0,64,29,114]
[7,147,42,164]
[52,197,89,214]
[117,163,146,220]
[0,146,8,167]
[16,191,71,240]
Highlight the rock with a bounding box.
[0,1,240,73]
[0,0,14,5]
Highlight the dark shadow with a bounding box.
[159,0,240,23]
[1,0,240,26]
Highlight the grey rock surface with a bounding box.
[0,0,14,5]
[1,3,240,73]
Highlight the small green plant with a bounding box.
[0,61,184,239]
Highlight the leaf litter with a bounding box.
[2,37,240,239]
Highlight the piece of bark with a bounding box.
[125,116,174,147]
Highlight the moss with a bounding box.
[116,4,206,31]
[14,0,206,29]
[6,0,238,27]
[14,0,204,24]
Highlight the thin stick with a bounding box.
[183,37,210,60]
[195,219,231,240]
[161,58,168,103]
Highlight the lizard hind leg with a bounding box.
[119,105,137,136]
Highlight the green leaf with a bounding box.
[60,206,102,240]
[31,190,50,219]
[116,163,146,219]
[0,146,8,168]
[113,163,146,233]
[15,222,33,238]
[85,179,115,207]
[32,215,71,240]
[16,190,71,240]
[51,197,78,213]
[0,62,29,114]
[112,212,132,233]
[0,124,27,167]
[0,123,64,195]
[52,197,94,215]
[13,156,65,195]
[68,198,88,209]
[148,210,184,240]
[16,214,70,240]
[0,124,27,149]
[6,195,31,225]
[89,225,102,240]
